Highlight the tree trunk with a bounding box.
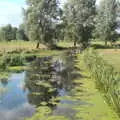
[36,42,40,49]
[74,40,77,47]
[105,41,108,46]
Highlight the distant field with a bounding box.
[58,40,120,71]
[0,41,46,52]
[98,49,120,71]
[57,41,75,48]
[91,41,120,71]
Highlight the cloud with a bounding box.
[0,1,25,27]
[0,102,35,120]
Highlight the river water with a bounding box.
[0,51,79,120]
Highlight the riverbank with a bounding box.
[74,53,119,120]
[25,51,119,120]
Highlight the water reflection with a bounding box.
[1,79,8,87]
[0,72,35,120]
[0,51,81,120]
[25,51,79,108]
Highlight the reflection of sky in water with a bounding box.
[0,53,78,120]
[0,72,35,120]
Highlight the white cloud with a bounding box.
[0,103,35,120]
[0,1,25,27]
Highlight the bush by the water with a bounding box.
[3,53,25,66]
[83,49,120,115]
[0,60,7,71]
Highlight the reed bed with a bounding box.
[83,49,120,116]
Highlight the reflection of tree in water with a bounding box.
[25,52,79,108]
[0,78,9,87]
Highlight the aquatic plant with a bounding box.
[3,53,25,66]
[0,59,6,70]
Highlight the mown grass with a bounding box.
[98,49,120,71]
[91,40,120,71]
[57,41,75,48]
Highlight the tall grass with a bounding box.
[83,49,120,116]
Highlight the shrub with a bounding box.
[3,53,25,66]
[0,59,7,71]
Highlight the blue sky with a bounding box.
[0,0,25,27]
[0,0,100,27]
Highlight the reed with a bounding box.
[83,49,120,116]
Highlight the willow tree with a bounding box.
[64,0,96,48]
[24,0,61,48]
[95,0,118,46]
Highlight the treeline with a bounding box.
[0,24,28,41]
[1,0,120,48]
[23,0,120,48]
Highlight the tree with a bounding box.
[16,24,28,40]
[95,0,118,46]
[64,0,96,48]
[12,27,18,40]
[0,24,17,41]
[24,0,61,48]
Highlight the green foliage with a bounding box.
[3,53,25,66]
[0,60,7,71]
[94,0,118,45]
[24,0,62,47]
[0,24,17,41]
[64,0,96,47]
[83,49,120,115]
[16,24,28,40]
[0,24,28,41]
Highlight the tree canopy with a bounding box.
[94,0,118,45]
[24,0,62,48]
[64,0,96,47]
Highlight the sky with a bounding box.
[0,0,25,27]
[0,0,101,27]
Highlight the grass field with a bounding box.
[0,41,46,53]
[92,41,120,71]
[98,49,120,71]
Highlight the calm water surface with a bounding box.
[0,51,79,120]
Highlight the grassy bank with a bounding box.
[71,53,119,120]
[83,49,120,117]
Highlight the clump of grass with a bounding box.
[0,72,9,80]
[83,49,120,116]
[0,60,7,71]
[3,53,25,66]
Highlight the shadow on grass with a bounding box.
[91,43,120,49]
